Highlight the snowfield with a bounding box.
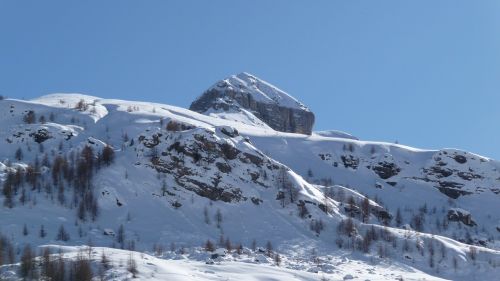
[0,246,450,281]
[0,76,499,280]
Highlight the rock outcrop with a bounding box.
[421,149,492,198]
[135,123,287,203]
[447,208,476,227]
[190,72,315,135]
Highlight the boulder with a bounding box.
[447,208,476,226]
[254,254,270,263]
[372,161,401,179]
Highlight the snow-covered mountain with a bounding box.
[0,75,499,280]
[190,72,315,135]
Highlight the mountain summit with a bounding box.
[190,72,315,135]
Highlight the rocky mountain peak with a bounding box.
[190,73,315,135]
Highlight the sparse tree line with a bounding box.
[203,236,284,266]
[11,221,134,252]
[2,137,117,254]
[0,237,140,280]
[2,224,141,279]
[21,109,57,125]
[3,144,114,223]
[315,183,498,272]
[324,187,387,226]
[276,168,299,209]
[333,216,498,272]
[198,205,283,266]
[320,180,495,248]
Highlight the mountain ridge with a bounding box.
[0,76,499,280]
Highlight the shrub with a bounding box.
[127,254,138,278]
[75,99,88,111]
[23,110,36,124]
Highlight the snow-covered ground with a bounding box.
[0,246,450,281]
[0,89,499,280]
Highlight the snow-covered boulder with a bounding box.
[211,248,227,258]
[447,208,476,226]
[254,254,270,263]
[343,274,355,280]
[103,228,115,236]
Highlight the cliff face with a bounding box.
[190,72,315,135]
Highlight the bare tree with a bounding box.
[73,251,93,281]
[204,206,210,224]
[428,241,435,268]
[274,253,282,266]
[204,239,215,252]
[468,246,478,262]
[117,224,125,249]
[23,110,36,124]
[20,244,35,279]
[23,223,29,236]
[56,225,70,241]
[101,146,115,166]
[215,209,223,229]
[101,251,111,270]
[298,202,309,218]
[40,248,54,279]
[225,238,232,252]
[15,148,23,161]
[361,197,370,222]
[127,254,139,278]
[395,208,403,227]
[266,241,273,257]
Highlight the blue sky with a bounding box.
[1,1,499,158]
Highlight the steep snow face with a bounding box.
[190,72,315,135]
[203,104,272,129]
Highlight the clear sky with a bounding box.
[1,1,499,159]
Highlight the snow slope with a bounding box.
[0,93,499,280]
[0,246,450,281]
[194,72,311,112]
[314,130,359,140]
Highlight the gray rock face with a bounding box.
[190,72,315,135]
[447,208,476,227]
[135,124,284,203]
